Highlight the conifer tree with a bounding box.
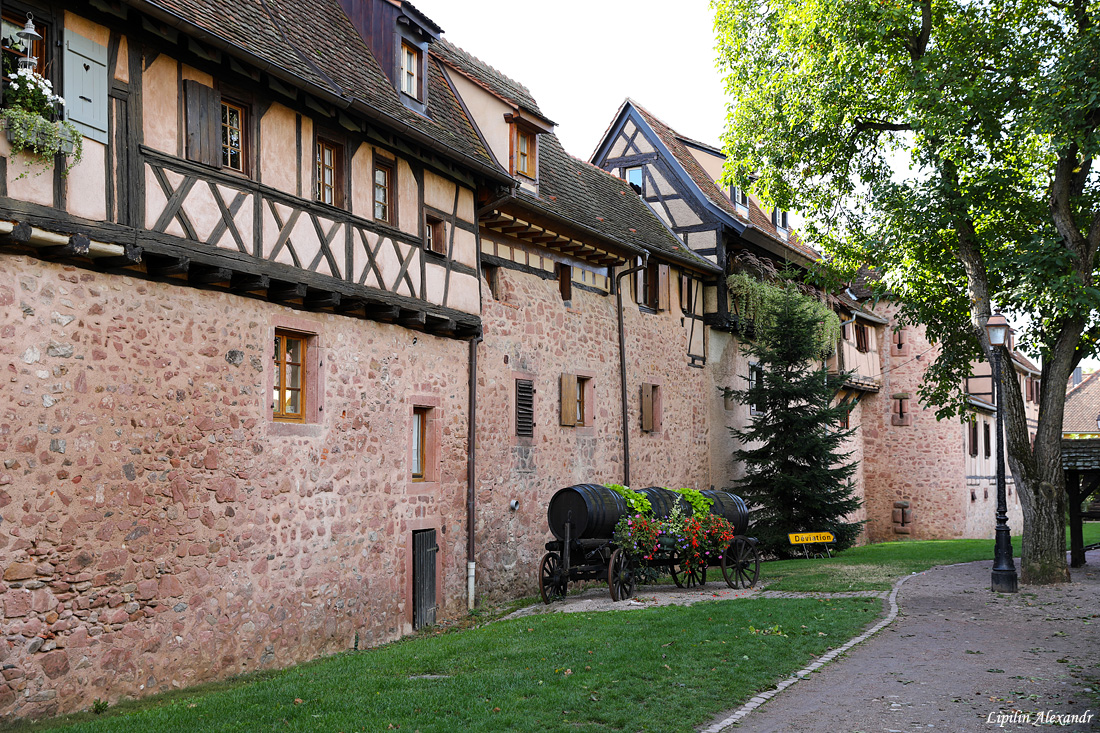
[723,285,863,556]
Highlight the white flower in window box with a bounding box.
[2,67,83,178]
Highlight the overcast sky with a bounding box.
[420,0,729,161]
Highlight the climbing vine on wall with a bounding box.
[726,272,841,356]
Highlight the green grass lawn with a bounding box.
[760,521,1100,592]
[25,597,880,733]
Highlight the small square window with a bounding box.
[400,42,420,99]
[732,187,748,207]
[560,373,593,428]
[623,166,643,194]
[373,158,395,224]
[221,100,247,172]
[273,331,307,422]
[316,138,344,207]
[425,216,446,255]
[855,323,869,353]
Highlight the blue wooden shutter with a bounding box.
[63,32,108,143]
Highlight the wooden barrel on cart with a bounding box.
[700,489,750,534]
[546,484,628,540]
[547,484,751,541]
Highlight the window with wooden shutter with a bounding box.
[640,383,659,433]
[515,379,534,437]
[560,373,577,427]
[558,264,572,302]
[969,418,978,456]
[855,323,869,353]
[63,31,108,143]
[656,264,669,311]
[184,80,221,167]
[983,420,991,458]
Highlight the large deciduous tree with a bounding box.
[713,0,1100,583]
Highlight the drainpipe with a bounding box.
[466,332,483,610]
[616,256,649,486]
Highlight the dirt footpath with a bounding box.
[709,552,1100,733]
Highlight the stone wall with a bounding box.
[473,261,711,601]
[861,302,1022,541]
[0,255,471,718]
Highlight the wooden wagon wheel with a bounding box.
[608,548,635,601]
[539,552,567,604]
[721,537,760,589]
[670,560,706,588]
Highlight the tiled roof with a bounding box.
[516,134,719,273]
[1065,371,1100,434]
[129,0,495,173]
[1011,351,1040,374]
[431,38,546,120]
[626,100,819,262]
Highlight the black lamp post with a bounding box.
[986,312,1018,593]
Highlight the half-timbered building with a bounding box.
[0,0,513,718]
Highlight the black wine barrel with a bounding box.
[701,490,750,534]
[638,487,692,519]
[547,484,627,541]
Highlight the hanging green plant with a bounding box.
[726,273,841,355]
[605,483,652,516]
[670,487,713,517]
[2,68,83,179]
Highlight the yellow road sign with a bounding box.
[788,532,834,544]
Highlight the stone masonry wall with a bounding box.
[474,262,711,602]
[0,254,471,718]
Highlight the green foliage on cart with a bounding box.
[604,483,653,516]
[670,487,713,517]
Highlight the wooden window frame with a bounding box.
[220,99,248,173]
[772,208,789,230]
[623,166,644,194]
[373,156,396,225]
[400,41,421,100]
[315,136,345,208]
[411,406,429,481]
[2,9,48,77]
[748,363,763,415]
[560,373,594,429]
[969,418,979,457]
[511,125,538,179]
[733,187,749,207]
[273,330,308,423]
[839,404,851,430]
[425,215,446,255]
[855,323,869,353]
[983,420,991,459]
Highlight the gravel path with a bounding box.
[706,551,1100,733]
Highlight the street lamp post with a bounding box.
[985,313,1018,593]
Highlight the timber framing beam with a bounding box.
[0,214,482,341]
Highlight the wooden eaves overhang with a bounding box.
[479,208,630,268]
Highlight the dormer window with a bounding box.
[733,187,748,207]
[400,42,420,99]
[623,166,644,194]
[516,128,536,178]
[772,208,789,231]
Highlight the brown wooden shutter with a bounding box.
[640,383,654,432]
[515,379,534,437]
[680,274,690,312]
[559,264,572,302]
[969,419,978,456]
[657,264,670,311]
[184,80,221,167]
[560,373,577,426]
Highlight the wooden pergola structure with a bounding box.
[1064,438,1100,567]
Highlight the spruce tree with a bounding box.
[723,285,864,557]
